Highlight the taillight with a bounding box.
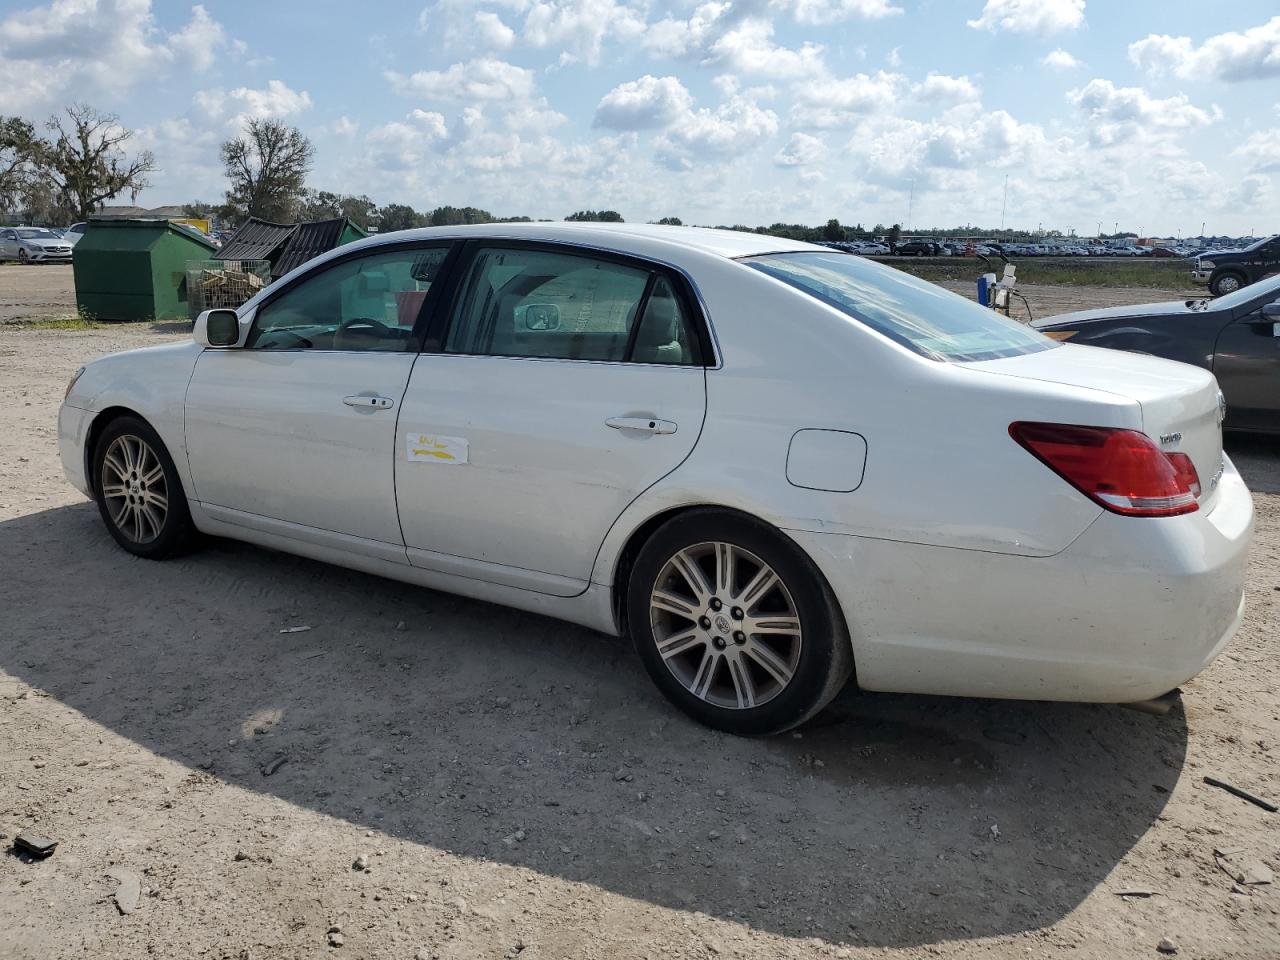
[1009,421,1200,517]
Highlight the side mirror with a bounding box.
[516,303,561,331]
[1262,302,1280,319]
[194,309,243,348]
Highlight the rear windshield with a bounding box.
[742,251,1057,362]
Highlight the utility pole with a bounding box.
[906,179,914,231]
[1000,174,1008,231]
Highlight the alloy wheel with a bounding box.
[1217,275,1241,294]
[100,434,168,544]
[649,541,803,710]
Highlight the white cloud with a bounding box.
[1232,130,1280,173]
[366,110,449,171]
[594,75,694,130]
[521,0,647,65]
[913,73,981,103]
[387,59,536,102]
[194,80,313,131]
[166,5,226,73]
[1042,48,1081,69]
[968,0,1085,35]
[774,131,826,166]
[333,115,359,137]
[791,70,906,128]
[1068,79,1220,146]
[643,1,729,58]
[473,10,516,50]
[0,0,234,112]
[709,18,826,78]
[1129,17,1280,83]
[772,0,903,25]
[657,92,779,168]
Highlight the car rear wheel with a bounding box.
[627,509,853,735]
[92,415,196,559]
[1210,271,1245,297]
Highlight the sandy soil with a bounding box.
[2,301,1280,959]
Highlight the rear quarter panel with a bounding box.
[592,258,1134,585]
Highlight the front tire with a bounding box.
[627,509,853,736]
[17,249,28,264]
[92,415,196,559]
[1210,270,1246,297]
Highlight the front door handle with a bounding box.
[343,395,395,410]
[606,416,677,435]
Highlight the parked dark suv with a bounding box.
[895,239,938,256]
[1193,235,1280,296]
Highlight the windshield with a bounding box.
[1213,272,1280,311]
[742,251,1056,362]
[17,229,59,240]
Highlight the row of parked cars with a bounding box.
[819,239,1206,258]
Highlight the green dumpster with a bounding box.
[73,219,217,321]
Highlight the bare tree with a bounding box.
[42,104,156,220]
[221,119,314,223]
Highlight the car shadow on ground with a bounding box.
[0,503,1187,948]
[1227,433,1280,495]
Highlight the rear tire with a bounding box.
[91,415,196,559]
[627,509,853,736]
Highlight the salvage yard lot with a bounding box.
[2,271,1279,959]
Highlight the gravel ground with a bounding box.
[2,284,1279,960]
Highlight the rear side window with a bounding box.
[445,246,701,364]
[742,251,1056,362]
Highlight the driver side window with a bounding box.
[247,245,451,351]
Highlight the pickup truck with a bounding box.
[1193,235,1280,296]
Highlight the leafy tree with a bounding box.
[428,205,494,226]
[0,116,41,214]
[656,216,682,226]
[221,118,314,223]
[565,209,623,222]
[887,223,901,243]
[823,218,844,242]
[378,203,424,233]
[182,200,217,220]
[42,104,156,220]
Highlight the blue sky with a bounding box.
[1,0,1278,235]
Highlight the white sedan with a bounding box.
[58,223,1253,735]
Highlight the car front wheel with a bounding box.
[92,415,196,559]
[627,509,853,735]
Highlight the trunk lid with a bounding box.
[964,343,1225,508]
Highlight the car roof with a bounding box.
[354,221,823,261]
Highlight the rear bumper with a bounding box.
[788,456,1253,703]
[58,402,93,498]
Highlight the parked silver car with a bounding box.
[0,227,73,263]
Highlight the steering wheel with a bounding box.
[335,316,394,348]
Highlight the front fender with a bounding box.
[64,341,204,500]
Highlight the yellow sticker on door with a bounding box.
[406,433,468,465]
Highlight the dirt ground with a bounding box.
[2,275,1280,960]
[0,263,78,323]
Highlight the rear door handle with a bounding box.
[605,416,677,435]
[343,395,395,410]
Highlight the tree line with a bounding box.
[4,105,1077,242]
